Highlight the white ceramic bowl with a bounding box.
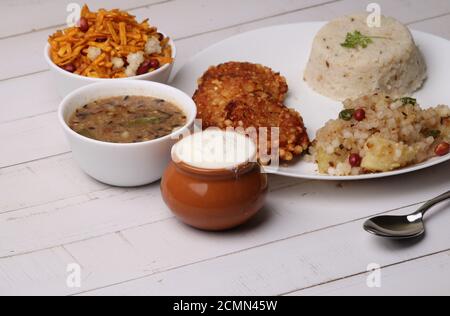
[58,81,197,187]
[45,37,176,98]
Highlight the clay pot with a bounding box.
[161,161,268,231]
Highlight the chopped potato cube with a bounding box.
[442,117,450,142]
[316,147,333,174]
[361,136,417,172]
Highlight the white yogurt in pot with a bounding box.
[172,129,257,170]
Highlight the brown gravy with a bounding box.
[68,96,187,143]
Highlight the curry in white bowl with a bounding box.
[68,95,187,143]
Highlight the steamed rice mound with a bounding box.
[304,14,427,101]
[310,94,450,176]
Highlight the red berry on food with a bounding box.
[136,60,152,76]
[435,142,450,156]
[149,59,160,69]
[354,108,366,121]
[137,59,160,76]
[349,153,362,167]
[79,17,89,32]
[63,64,76,73]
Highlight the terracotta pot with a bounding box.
[161,161,268,231]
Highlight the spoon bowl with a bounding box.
[363,191,449,239]
[364,214,425,239]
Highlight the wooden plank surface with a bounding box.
[1,157,449,257]
[288,250,450,296]
[80,202,450,296]
[0,0,168,38]
[1,165,449,295]
[1,0,450,296]
[2,201,449,296]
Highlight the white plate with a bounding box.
[171,22,450,180]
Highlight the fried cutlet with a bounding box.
[193,62,310,161]
[225,95,310,161]
[198,62,288,103]
[194,62,288,128]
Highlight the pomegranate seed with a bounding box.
[79,17,89,32]
[354,108,366,121]
[63,64,76,73]
[349,153,362,167]
[435,142,450,156]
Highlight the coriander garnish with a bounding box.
[341,31,373,49]
[396,97,417,106]
[341,31,387,49]
[426,130,441,138]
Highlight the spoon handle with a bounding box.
[415,190,450,216]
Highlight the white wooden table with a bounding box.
[1,0,450,296]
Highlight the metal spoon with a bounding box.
[364,191,450,239]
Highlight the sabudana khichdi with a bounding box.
[310,94,450,176]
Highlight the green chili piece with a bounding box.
[339,109,355,121]
[426,130,441,138]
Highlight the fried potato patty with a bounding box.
[193,62,310,161]
[225,95,310,161]
[194,62,288,128]
[199,62,288,103]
